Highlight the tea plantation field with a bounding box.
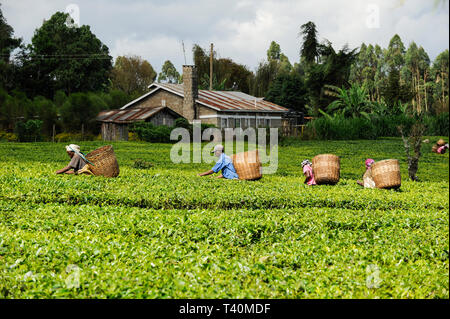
[0,138,448,298]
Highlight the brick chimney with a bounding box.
[182,65,198,122]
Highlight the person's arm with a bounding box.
[198,169,214,177]
[303,170,311,184]
[216,174,224,179]
[55,165,73,174]
[200,155,224,177]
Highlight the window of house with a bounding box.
[265,119,271,127]
[221,117,228,128]
[235,118,241,128]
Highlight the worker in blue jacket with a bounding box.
[198,144,239,179]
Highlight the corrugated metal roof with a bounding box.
[97,107,165,123]
[121,83,288,112]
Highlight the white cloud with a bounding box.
[1,0,448,73]
[111,35,194,72]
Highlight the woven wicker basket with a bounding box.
[230,150,262,181]
[371,159,401,189]
[78,145,119,177]
[437,139,446,146]
[312,154,340,185]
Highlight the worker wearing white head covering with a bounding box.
[55,144,88,175]
[66,144,80,153]
[198,144,239,179]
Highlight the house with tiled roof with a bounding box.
[97,65,289,141]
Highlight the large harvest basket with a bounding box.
[312,154,340,185]
[78,145,120,177]
[371,159,401,189]
[230,150,262,181]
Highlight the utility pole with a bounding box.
[210,43,213,90]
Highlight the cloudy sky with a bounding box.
[2,0,449,73]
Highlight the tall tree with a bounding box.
[60,92,102,132]
[251,59,279,97]
[266,72,307,111]
[385,34,406,73]
[305,43,357,114]
[0,5,21,90]
[349,43,368,85]
[192,44,253,93]
[373,44,386,101]
[250,41,293,98]
[431,49,449,114]
[299,21,319,64]
[278,53,292,75]
[16,12,112,98]
[158,60,180,84]
[267,41,281,61]
[418,46,431,112]
[111,55,156,96]
[381,67,412,110]
[363,44,379,101]
[403,42,431,113]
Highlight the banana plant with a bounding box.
[324,84,372,118]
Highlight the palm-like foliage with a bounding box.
[200,73,226,91]
[324,84,371,117]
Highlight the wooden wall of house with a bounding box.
[147,109,178,126]
[101,123,128,141]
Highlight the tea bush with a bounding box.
[0,139,448,298]
[0,131,18,142]
[54,132,99,143]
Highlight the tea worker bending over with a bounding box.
[432,139,449,154]
[198,144,239,179]
[357,158,376,188]
[301,159,316,186]
[55,144,88,175]
[436,143,449,154]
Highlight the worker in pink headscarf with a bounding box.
[357,159,375,188]
[301,159,316,186]
[436,143,449,154]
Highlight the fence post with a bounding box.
[52,124,56,143]
[81,123,84,141]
